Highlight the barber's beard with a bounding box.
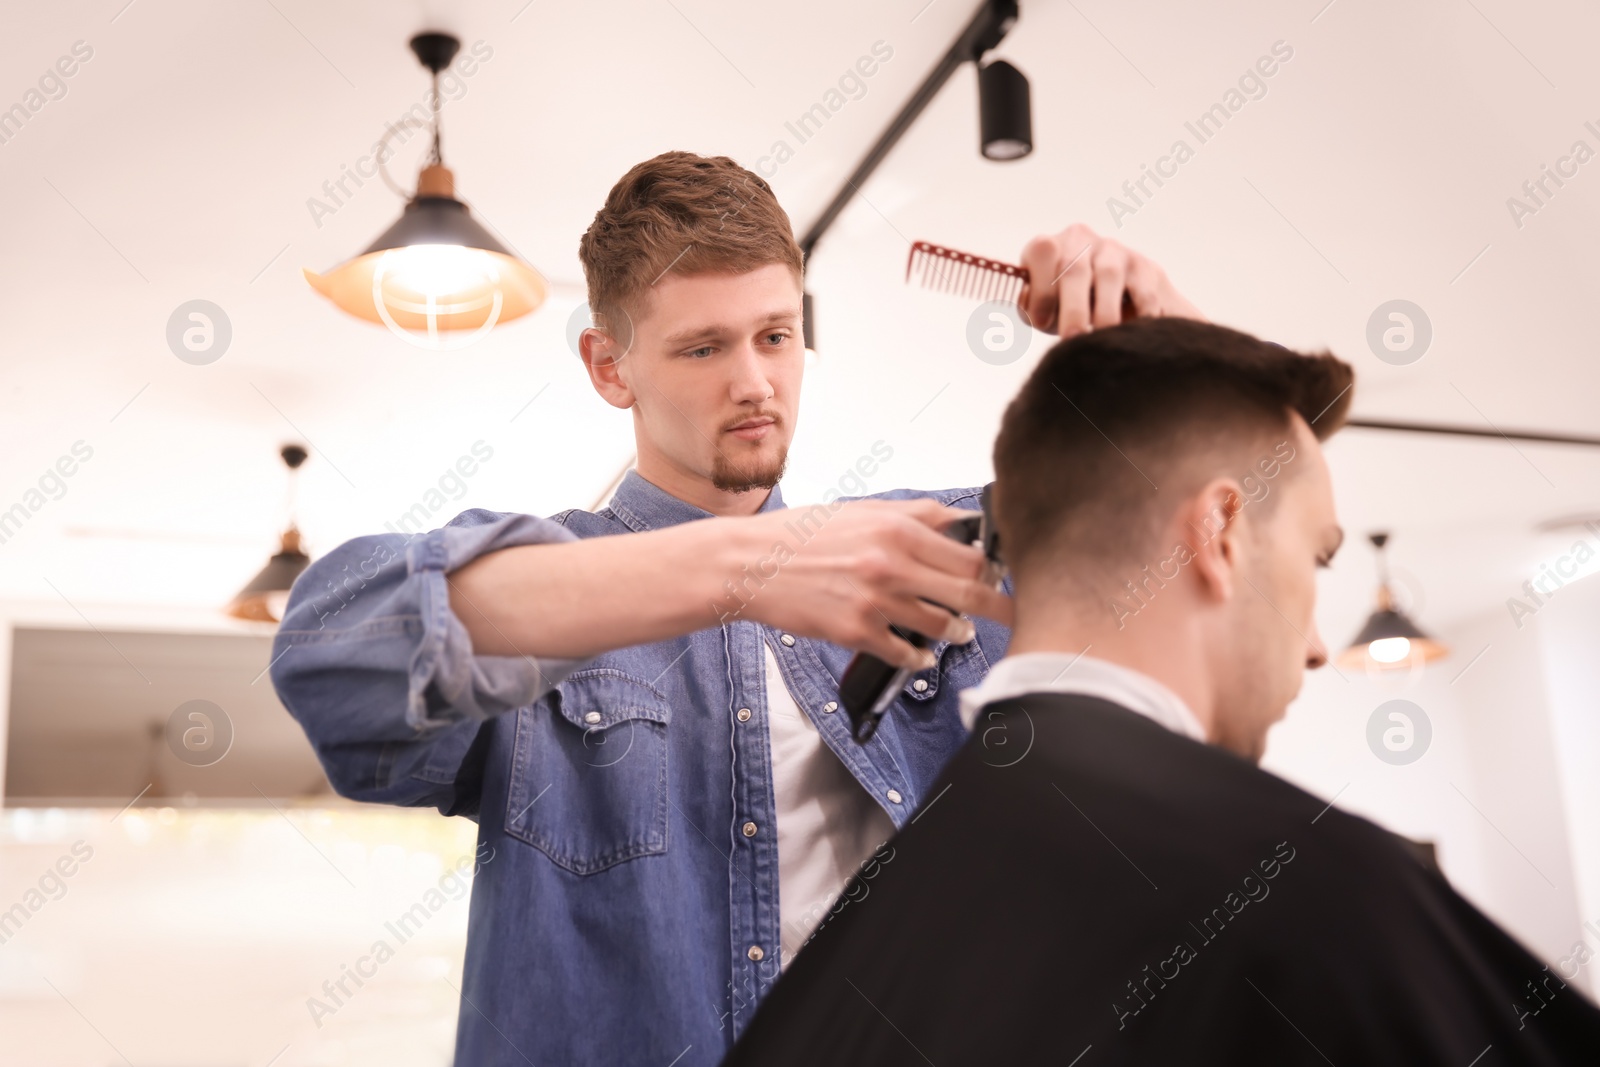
[711,445,788,493]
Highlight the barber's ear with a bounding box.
[1183,479,1247,602]
[580,328,636,410]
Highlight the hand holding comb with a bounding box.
[905,240,1136,327]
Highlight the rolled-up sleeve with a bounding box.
[268,509,588,812]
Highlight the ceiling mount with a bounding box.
[409,32,461,75]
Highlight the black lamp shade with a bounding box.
[1338,604,1448,669]
[979,59,1032,161]
[228,528,310,623]
[359,196,514,258]
[1348,607,1429,648]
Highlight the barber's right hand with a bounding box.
[734,499,1013,671]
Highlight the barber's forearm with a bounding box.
[446,517,758,659]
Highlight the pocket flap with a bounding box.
[552,669,673,730]
[901,637,953,701]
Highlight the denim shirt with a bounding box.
[270,470,1011,1066]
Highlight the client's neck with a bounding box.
[1006,596,1217,742]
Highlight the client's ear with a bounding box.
[1181,478,1247,602]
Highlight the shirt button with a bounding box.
[911,679,929,693]
[822,701,837,714]
[748,945,765,961]
[737,708,752,722]
[583,711,602,724]
[780,633,796,647]
[742,821,758,837]
[886,789,903,804]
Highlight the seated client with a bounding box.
[721,317,1600,1066]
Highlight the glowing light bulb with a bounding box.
[380,244,501,296]
[1368,637,1412,664]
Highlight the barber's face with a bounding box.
[1221,416,1343,762]
[606,263,804,493]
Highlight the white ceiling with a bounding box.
[3,0,1599,653]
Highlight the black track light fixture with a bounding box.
[798,0,1032,351]
[978,58,1033,160]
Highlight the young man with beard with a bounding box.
[721,317,1600,1066]
[270,150,1204,1065]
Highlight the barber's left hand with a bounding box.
[1017,223,1205,338]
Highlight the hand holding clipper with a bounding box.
[839,484,1006,743]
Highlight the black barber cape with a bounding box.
[722,693,1600,1066]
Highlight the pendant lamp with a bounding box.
[304,32,547,340]
[1338,532,1449,670]
[227,444,311,623]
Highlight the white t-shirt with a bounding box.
[957,650,1206,740]
[764,639,896,969]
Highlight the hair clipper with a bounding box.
[839,483,1006,743]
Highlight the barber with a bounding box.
[270,150,1203,1067]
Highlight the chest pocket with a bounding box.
[504,668,671,875]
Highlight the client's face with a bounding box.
[1218,415,1344,761]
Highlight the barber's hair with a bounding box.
[992,317,1353,581]
[578,151,804,344]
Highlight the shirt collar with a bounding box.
[958,650,1208,743]
[605,468,788,532]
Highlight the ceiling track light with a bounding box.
[977,57,1033,161]
[303,32,548,340]
[1338,531,1449,671]
[797,0,1032,350]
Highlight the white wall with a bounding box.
[1264,589,1595,995]
[1535,575,1600,986]
[1449,607,1586,988]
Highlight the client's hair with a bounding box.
[992,317,1353,586]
